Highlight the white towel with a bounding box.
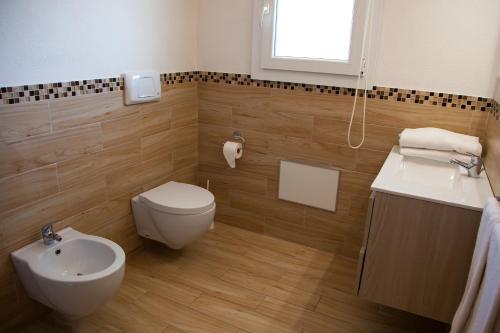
[451,198,500,333]
[399,147,471,164]
[399,128,482,156]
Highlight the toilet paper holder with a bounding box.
[227,131,245,148]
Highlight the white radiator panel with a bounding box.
[278,160,339,212]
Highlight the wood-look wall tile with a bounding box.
[339,171,375,197]
[167,164,198,186]
[0,123,103,178]
[199,165,268,196]
[232,149,280,179]
[141,125,197,162]
[140,99,172,137]
[484,118,500,195]
[141,152,174,188]
[355,149,388,174]
[173,145,198,171]
[50,92,138,131]
[92,214,143,254]
[215,204,265,233]
[102,113,142,149]
[271,89,311,116]
[362,125,402,152]
[197,173,231,205]
[313,117,402,152]
[106,163,145,200]
[264,217,343,253]
[366,99,472,134]
[468,110,489,141]
[230,190,305,225]
[53,192,133,235]
[199,123,234,148]
[268,136,358,170]
[0,164,58,212]
[233,104,313,140]
[57,140,141,191]
[199,100,232,127]
[0,102,50,141]
[0,178,107,248]
[171,105,198,129]
[308,94,359,121]
[166,85,198,129]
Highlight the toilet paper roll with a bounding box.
[223,141,243,168]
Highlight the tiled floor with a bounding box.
[20,223,447,333]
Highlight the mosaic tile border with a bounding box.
[491,100,499,122]
[0,71,495,115]
[0,72,195,105]
[197,71,495,113]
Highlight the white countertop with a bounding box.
[371,146,494,211]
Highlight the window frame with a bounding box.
[256,0,369,76]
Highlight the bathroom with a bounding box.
[1,0,499,332]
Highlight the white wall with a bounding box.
[0,0,198,86]
[197,0,253,74]
[374,0,500,98]
[197,0,500,97]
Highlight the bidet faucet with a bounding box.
[450,153,484,178]
[41,223,62,245]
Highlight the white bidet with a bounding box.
[11,227,125,319]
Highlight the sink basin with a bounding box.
[371,146,494,210]
[11,228,125,319]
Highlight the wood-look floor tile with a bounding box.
[162,326,188,333]
[124,266,202,306]
[220,269,321,311]
[256,296,363,333]
[135,292,238,333]
[190,294,299,333]
[168,266,265,309]
[17,223,446,333]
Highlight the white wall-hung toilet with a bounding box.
[132,181,216,249]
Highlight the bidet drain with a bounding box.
[76,273,84,276]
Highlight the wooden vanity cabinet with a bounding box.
[355,191,481,323]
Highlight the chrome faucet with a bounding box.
[41,223,62,245]
[450,153,484,178]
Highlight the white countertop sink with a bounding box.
[371,146,494,211]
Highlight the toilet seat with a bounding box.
[139,181,215,215]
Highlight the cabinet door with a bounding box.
[359,192,480,323]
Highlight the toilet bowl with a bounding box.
[132,181,216,249]
[11,228,125,319]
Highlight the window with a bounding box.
[256,0,369,76]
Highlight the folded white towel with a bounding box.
[451,198,500,333]
[399,128,482,156]
[399,147,471,164]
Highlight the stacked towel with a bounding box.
[399,128,482,163]
[451,198,500,333]
[399,128,482,156]
[399,147,471,164]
